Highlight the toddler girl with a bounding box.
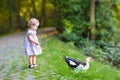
[23,18,42,68]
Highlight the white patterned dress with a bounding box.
[23,29,41,55]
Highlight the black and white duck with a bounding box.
[64,56,92,71]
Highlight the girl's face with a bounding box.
[31,23,38,30]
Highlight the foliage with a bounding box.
[59,0,117,41]
[0,0,9,34]
[76,37,120,68]
[0,0,56,34]
[63,19,73,33]
[56,0,120,68]
[112,0,120,32]
[60,19,78,41]
[103,46,120,67]
[95,0,117,41]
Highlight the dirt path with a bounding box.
[0,27,56,80]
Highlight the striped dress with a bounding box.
[23,29,41,55]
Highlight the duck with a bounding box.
[64,56,92,71]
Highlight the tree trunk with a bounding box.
[15,0,22,30]
[90,0,96,40]
[8,0,12,32]
[41,0,46,27]
[31,0,37,17]
[52,0,64,32]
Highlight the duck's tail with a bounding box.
[63,55,69,64]
[63,55,68,59]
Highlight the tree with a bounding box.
[50,0,64,32]
[41,0,46,27]
[31,0,37,17]
[90,0,95,40]
[7,0,13,31]
[14,0,23,30]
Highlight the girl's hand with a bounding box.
[35,42,40,45]
[28,35,40,45]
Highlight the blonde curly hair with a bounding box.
[27,18,40,27]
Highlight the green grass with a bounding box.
[2,34,120,80]
[31,35,120,80]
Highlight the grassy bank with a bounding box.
[33,35,120,80]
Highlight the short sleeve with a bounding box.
[27,29,33,36]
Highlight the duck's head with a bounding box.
[86,57,93,62]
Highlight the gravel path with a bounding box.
[0,27,56,80]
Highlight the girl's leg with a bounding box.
[32,55,36,65]
[29,55,37,68]
[29,55,32,65]
[32,55,37,67]
[29,55,33,68]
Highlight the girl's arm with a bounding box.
[28,35,40,45]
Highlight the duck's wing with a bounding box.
[67,58,84,65]
[69,60,77,65]
[64,56,86,68]
[64,56,78,68]
[75,60,86,66]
